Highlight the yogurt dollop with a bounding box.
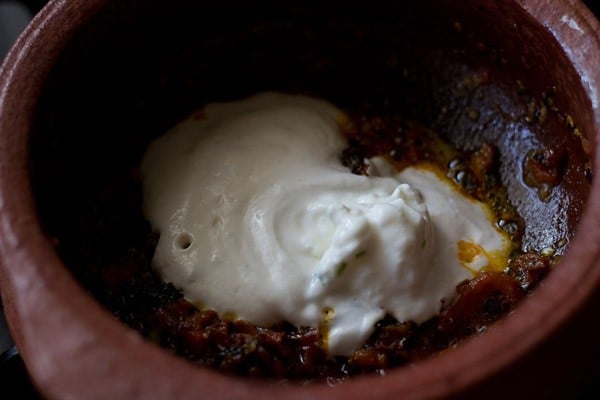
[141,92,511,356]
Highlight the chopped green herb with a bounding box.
[336,262,348,277]
[314,273,326,286]
[565,114,576,130]
[355,250,367,259]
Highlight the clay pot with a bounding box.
[1,0,599,399]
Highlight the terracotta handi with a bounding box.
[1,0,600,399]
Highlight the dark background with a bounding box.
[0,0,599,398]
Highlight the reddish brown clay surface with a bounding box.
[0,0,600,399]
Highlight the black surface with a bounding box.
[10,0,45,14]
[0,1,600,399]
[0,356,42,399]
[585,0,600,17]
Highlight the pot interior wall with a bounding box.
[29,0,591,377]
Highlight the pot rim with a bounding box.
[0,0,599,399]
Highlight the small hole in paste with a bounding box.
[175,233,193,250]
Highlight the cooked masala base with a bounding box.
[64,98,565,384]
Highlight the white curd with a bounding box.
[141,92,512,356]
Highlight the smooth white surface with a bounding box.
[141,93,511,355]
